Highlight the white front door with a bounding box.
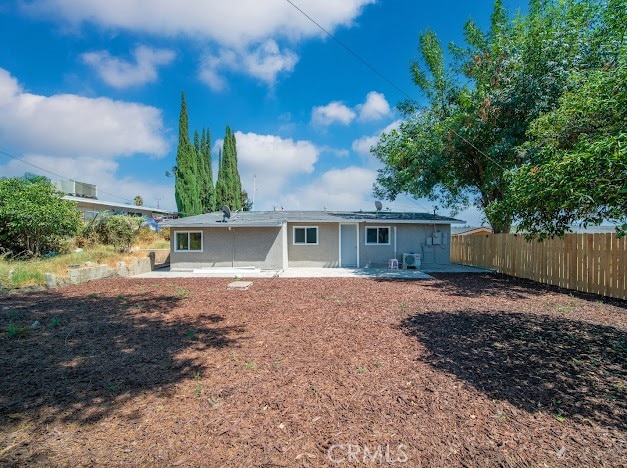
[340,224,358,267]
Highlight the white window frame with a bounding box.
[292,226,319,245]
[174,230,203,252]
[365,226,391,245]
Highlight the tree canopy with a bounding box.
[374,0,625,236]
[174,92,202,217]
[174,94,248,216]
[0,176,81,257]
[215,126,243,210]
[493,0,627,238]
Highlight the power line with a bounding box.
[284,0,412,101]
[283,0,505,170]
[0,148,133,204]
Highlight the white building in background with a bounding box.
[53,180,172,221]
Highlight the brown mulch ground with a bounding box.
[1,273,625,466]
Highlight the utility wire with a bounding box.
[0,148,134,205]
[284,0,411,101]
[284,0,505,170]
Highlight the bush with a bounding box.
[0,176,81,258]
[76,225,100,248]
[99,215,141,252]
[85,214,142,252]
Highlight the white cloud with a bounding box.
[351,119,402,158]
[25,0,375,47]
[312,92,392,127]
[356,91,391,121]
[311,101,356,126]
[214,131,319,202]
[351,135,379,157]
[82,45,176,88]
[381,119,402,133]
[25,0,374,86]
[0,68,168,158]
[0,68,175,210]
[281,166,377,210]
[199,40,298,90]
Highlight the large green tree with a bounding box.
[495,2,627,238]
[198,128,217,212]
[174,92,202,217]
[373,0,606,233]
[215,126,243,210]
[0,176,81,257]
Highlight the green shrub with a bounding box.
[0,176,81,258]
[91,215,142,252]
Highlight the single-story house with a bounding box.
[451,226,493,236]
[165,211,463,270]
[52,180,173,221]
[63,195,173,221]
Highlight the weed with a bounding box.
[357,366,366,375]
[9,269,45,287]
[555,413,566,422]
[208,396,223,409]
[50,317,61,328]
[273,359,282,367]
[7,322,28,338]
[399,302,408,311]
[89,293,99,299]
[175,287,192,296]
[555,305,572,314]
[194,371,203,397]
[374,362,383,369]
[185,330,195,339]
[244,361,257,370]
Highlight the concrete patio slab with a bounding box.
[133,263,491,280]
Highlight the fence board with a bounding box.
[451,233,626,300]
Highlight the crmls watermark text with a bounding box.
[327,443,409,464]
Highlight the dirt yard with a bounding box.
[1,274,625,466]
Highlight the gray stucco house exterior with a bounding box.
[165,211,463,270]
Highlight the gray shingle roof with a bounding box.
[164,210,463,228]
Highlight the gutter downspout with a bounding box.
[394,226,398,260]
[229,226,235,267]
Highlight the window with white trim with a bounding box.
[293,226,318,245]
[175,231,203,252]
[365,226,390,245]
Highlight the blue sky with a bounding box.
[0,0,528,223]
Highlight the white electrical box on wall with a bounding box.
[433,231,442,245]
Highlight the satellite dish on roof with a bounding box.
[221,205,231,222]
[375,200,383,212]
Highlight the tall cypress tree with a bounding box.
[199,128,216,212]
[215,147,229,209]
[174,92,201,216]
[227,127,242,210]
[218,126,242,210]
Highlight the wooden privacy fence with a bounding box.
[450,233,626,300]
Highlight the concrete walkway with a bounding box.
[134,264,491,280]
